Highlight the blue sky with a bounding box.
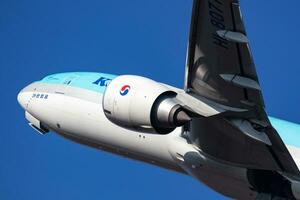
[1,0,300,199]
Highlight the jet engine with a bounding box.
[102,75,191,134]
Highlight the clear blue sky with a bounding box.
[1,0,300,199]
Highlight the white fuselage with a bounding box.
[17,73,300,200]
[18,81,191,171]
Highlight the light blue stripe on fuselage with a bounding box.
[269,117,300,148]
[39,72,117,94]
[38,72,300,148]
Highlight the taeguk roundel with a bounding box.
[120,85,131,96]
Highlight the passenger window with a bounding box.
[40,94,44,98]
[44,95,48,99]
[36,94,40,98]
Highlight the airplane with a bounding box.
[17,0,300,199]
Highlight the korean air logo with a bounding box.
[93,77,112,87]
[120,85,131,96]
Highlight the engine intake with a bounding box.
[102,75,190,134]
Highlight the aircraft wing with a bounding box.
[184,0,299,175]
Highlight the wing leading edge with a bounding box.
[184,0,299,176]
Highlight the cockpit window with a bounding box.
[41,73,79,84]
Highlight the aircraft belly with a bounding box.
[28,88,180,171]
[167,135,257,199]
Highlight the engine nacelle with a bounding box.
[103,75,190,134]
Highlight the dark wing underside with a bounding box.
[185,0,299,175]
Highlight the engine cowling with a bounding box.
[102,75,190,134]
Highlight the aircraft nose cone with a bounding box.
[17,88,31,110]
[17,91,26,109]
[18,82,39,110]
